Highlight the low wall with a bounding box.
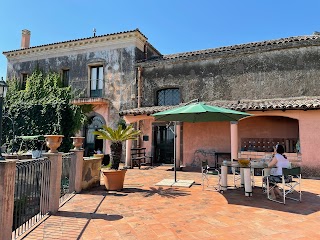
[238,151,302,163]
[82,157,102,190]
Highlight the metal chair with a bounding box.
[266,167,302,204]
[201,160,221,192]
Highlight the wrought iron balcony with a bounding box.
[70,79,108,105]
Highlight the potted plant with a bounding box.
[93,124,141,190]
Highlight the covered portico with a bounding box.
[120,96,320,177]
[121,105,244,170]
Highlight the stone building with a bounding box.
[4,29,320,176]
[120,33,320,177]
[3,29,160,155]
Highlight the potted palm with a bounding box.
[93,124,141,190]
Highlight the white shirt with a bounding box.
[270,153,290,176]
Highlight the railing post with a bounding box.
[70,149,84,193]
[0,160,17,240]
[43,152,62,214]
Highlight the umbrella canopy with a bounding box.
[152,102,251,122]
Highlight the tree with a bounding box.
[2,70,89,152]
[93,125,141,169]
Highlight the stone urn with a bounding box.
[71,136,85,150]
[44,135,64,153]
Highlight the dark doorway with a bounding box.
[95,138,103,153]
[84,115,105,157]
[153,123,174,164]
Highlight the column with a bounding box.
[175,122,181,169]
[231,121,244,186]
[43,152,63,214]
[70,149,84,193]
[230,121,239,161]
[125,139,132,168]
[0,160,17,240]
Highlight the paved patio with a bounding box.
[23,165,320,239]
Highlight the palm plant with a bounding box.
[93,124,141,170]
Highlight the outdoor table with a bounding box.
[220,160,269,196]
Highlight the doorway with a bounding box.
[85,115,105,156]
[153,123,174,164]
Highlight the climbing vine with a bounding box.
[2,70,91,152]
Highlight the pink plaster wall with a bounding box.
[247,111,320,175]
[239,116,299,139]
[183,121,230,166]
[139,119,153,156]
[93,105,110,154]
[135,109,320,176]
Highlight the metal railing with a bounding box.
[70,79,105,98]
[12,158,51,239]
[60,152,75,204]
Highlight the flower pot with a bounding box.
[44,135,64,153]
[71,136,85,150]
[101,169,127,191]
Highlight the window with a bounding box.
[21,73,28,90]
[157,88,180,106]
[62,69,69,87]
[90,66,103,97]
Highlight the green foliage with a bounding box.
[93,125,141,143]
[93,125,141,169]
[2,70,89,152]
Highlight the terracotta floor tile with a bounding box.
[22,166,320,240]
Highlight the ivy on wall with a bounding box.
[2,70,90,153]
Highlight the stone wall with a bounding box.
[7,46,144,127]
[140,46,320,106]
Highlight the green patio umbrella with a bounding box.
[152,102,252,182]
[152,102,251,122]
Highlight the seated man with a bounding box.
[263,144,291,200]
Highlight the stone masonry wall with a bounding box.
[6,46,145,126]
[140,46,320,106]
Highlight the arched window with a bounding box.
[157,88,180,106]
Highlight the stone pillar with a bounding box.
[125,140,132,168]
[43,152,62,214]
[230,121,239,161]
[0,160,17,240]
[70,149,84,193]
[175,122,181,169]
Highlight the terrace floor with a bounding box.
[22,165,320,240]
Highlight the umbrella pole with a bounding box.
[174,121,177,182]
[166,121,177,182]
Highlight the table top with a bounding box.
[221,160,269,169]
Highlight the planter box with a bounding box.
[82,157,102,190]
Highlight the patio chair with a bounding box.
[201,160,222,192]
[266,167,302,204]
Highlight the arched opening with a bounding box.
[239,116,299,153]
[84,114,106,156]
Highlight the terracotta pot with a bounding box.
[44,135,64,153]
[71,136,85,150]
[101,169,127,191]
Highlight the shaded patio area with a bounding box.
[22,166,320,239]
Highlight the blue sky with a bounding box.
[1,0,320,79]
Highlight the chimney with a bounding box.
[21,29,31,49]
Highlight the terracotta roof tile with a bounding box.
[3,29,147,54]
[119,96,320,116]
[137,35,320,65]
